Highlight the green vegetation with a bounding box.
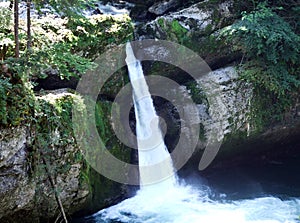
[0,68,34,126]
[1,13,132,79]
[156,18,188,44]
[186,81,207,105]
[0,2,133,221]
[0,3,133,127]
[31,93,78,180]
[1,0,300,220]
[150,0,300,136]
[222,2,300,126]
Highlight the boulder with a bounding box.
[137,0,241,69]
[148,0,180,15]
[0,90,130,222]
[0,127,36,222]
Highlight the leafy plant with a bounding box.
[221,2,300,126]
[222,2,300,102]
[67,14,134,59]
[0,60,34,126]
[223,3,299,65]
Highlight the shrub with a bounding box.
[221,2,300,125]
[0,61,34,126]
[222,2,300,98]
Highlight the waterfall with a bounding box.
[86,43,300,223]
[125,42,177,188]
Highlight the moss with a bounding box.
[216,129,250,159]
[199,123,206,142]
[185,81,208,105]
[29,91,131,215]
[171,20,187,36]
[100,67,129,99]
[156,18,188,44]
[76,99,131,213]
[153,9,230,60]
[95,100,131,163]
[247,88,292,135]
[82,166,126,213]
[157,18,165,28]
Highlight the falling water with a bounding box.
[125,42,177,188]
[76,44,300,223]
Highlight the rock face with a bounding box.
[0,127,36,222]
[197,66,252,142]
[158,66,253,163]
[0,93,89,222]
[126,0,204,20]
[0,90,129,222]
[155,65,300,170]
[137,0,241,70]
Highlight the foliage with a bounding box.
[67,14,134,59]
[0,3,133,127]
[0,63,34,126]
[222,2,300,119]
[29,93,88,220]
[266,0,300,33]
[1,13,133,82]
[27,43,95,80]
[32,94,76,166]
[223,3,299,66]
[0,6,12,31]
[185,81,207,105]
[0,1,133,219]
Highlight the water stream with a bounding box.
[125,42,177,189]
[74,44,300,223]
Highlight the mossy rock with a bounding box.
[72,98,132,216]
[31,90,132,219]
[138,0,242,79]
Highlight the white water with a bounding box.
[125,42,176,188]
[94,183,300,223]
[88,43,300,223]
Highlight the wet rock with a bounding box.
[148,0,180,15]
[198,66,252,139]
[125,0,156,7]
[92,7,103,15]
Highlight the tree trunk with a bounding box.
[27,0,31,50]
[14,0,19,58]
[9,0,13,9]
